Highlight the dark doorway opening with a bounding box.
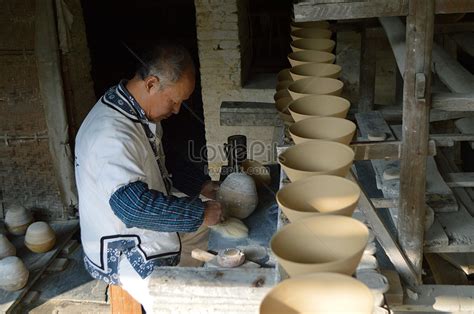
[81,0,210,195]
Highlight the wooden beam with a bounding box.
[435,0,474,14]
[351,140,436,161]
[376,105,474,122]
[430,134,474,147]
[109,285,142,314]
[432,93,474,111]
[358,25,376,112]
[35,0,77,210]
[445,172,474,188]
[398,0,434,282]
[379,17,406,75]
[348,170,420,287]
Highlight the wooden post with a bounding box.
[35,0,78,212]
[109,285,142,314]
[358,25,376,112]
[398,0,434,283]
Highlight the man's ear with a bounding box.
[144,76,160,94]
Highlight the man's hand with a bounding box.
[200,181,220,200]
[203,200,223,226]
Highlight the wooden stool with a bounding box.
[109,284,142,314]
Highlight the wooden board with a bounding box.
[425,253,469,285]
[109,285,142,314]
[446,172,474,188]
[0,220,79,313]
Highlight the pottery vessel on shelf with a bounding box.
[289,63,342,80]
[290,20,330,31]
[288,77,344,100]
[5,204,33,236]
[276,175,361,222]
[288,51,335,67]
[24,221,56,253]
[290,38,335,52]
[275,80,292,92]
[275,97,294,124]
[0,234,16,259]
[217,172,258,219]
[242,159,271,188]
[278,140,355,182]
[291,28,332,41]
[288,95,351,122]
[270,215,369,276]
[276,68,293,82]
[289,116,357,145]
[260,272,373,314]
[0,256,29,291]
[273,89,290,101]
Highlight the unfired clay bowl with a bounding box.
[5,204,33,236]
[260,272,374,314]
[278,140,355,181]
[0,234,16,259]
[277,68,293,82]
[289,63,342,80]
[24,221,56,253]
[270,215,369,276]
[290,20,330,31]
[275,80,293,92]
[291,28,332,41]
[273,89,290,101]
[289,116,356,145]
[275,97,295,123]
[0,256,29,291]
[288,77,344,100]
[288,95,351,122]
[217,172,258,219]
[276,175,361,222]
[288,51,335,67]
[290,38,335,52]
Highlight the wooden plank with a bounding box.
[398,0,434,280]
[148,267,274,313]
[355,111,396,141]
[430,133,474,147]
[110,285,142,314]
[0,220,79,313]
[425,253,469,285]
[380,269,404,306]
[455,117,474,149]
[432,92,474,111]
[351,140,436,161]
[293,0,408,21]
[439,253,474,275]
[376,105,474,122]
[358,25,376,112]
[446,172,474,188]
[424,219,450,251]
[348,170,420,287]
[435,0,474,14]
[379,17,406,75]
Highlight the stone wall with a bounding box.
[194,0,276,179]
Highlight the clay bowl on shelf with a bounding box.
[278,140,355,182]
[276,175,361,222]
[274,89,291,102]
[5,204,33,236]
[291,28,332,41]
[288,51,335,67]
[24,221,56,253]
[289,116,357,145]
[0,234,16,259]
[275,80,293,92]
[277,68,293,82]
[0,256,29,291]
[290,38,335,52]
[275,97,294,124]
[260,272,373,314]
[289,63,342,80]
[288,77,344,100]
[270,215,369,277]
[288,95,351,122]
[290,20,330,31]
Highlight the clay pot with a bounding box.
[276,175,361,222]
[0,256,29,291]
[271,215,369,276]
[290,63,342,80]
[288,77,344,100]
[242,159,271,188]
[275,97,295,124]
[290,38,335,52]
[276,68,293,82]
[217,172,258,219]
[275,80,292,92]
[290,20,330,31]
[289,116,356,145]
[273,89,290,102]
[278,140,355,181]
[291,28,332,41]
[5,204,33,236]
[260,272,373,314]
[0,234,16,259]
[24,221,56,253]
[288,51,335,67]
[288,95,351,122]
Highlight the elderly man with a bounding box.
[75,44,223,311]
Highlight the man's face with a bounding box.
[147,72,195,122]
